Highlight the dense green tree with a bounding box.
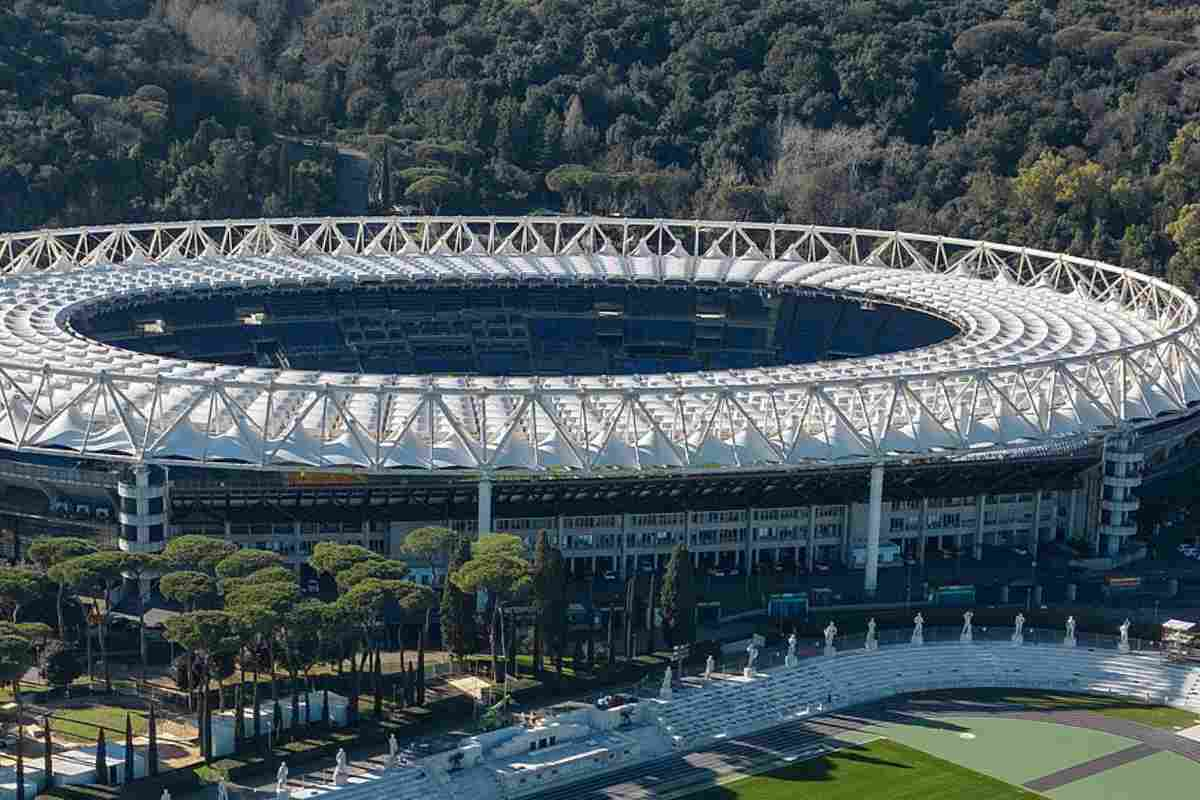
[439,535,476,661]
[0,568,44,623]
[215,550,285,581]
[400,526,456,584]
[38,640,83,691]
[162,536,238,576]
[27,537,97,638]
[309,542,377,578]
[159,571,217,611]
[660,545,697,646]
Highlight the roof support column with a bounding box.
[478,473,493,538]
[864,464,884,598]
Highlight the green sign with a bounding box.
[767,592,809,618]
[933,585,976,606]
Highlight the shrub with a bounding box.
[38,640,83,690]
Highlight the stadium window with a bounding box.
[147,497,163,514]
[148,524,164,542]
[122,497,138,514]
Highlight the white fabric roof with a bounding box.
[0,216,1194,473]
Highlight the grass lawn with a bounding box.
[51,705,148,742]
[910,689,1200,731]
[687,739,1040,800]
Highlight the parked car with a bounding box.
[813,562,831,573]
[602,570,618,581]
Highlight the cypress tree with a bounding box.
[272,700,283,747]
[95,728,107,785]
[661,545,697,646]
[233,684,244,751]
[532,532,548,674]
[148,704,159,776]
[623,577,636,663]
[124,714,134,782]
[373,647,383,717]
[42,716,52,786]
[417,608,428,706]
[646,573,657,652]
[290,689,300,742]
[15,717,23,800]
[253,681,262,751]
[606,604,615,666]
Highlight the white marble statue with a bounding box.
[911,612,924,645]
[161,791,171,800]
[390,734,398,760]
[865,618,877,651]
[961,610,974,643]
[660,665,674,698]
[1012,612,1026,645]
[217,780,228,800]
[1063,615,1077,647]
[333,748,348,785]
[747,641,759,668]
[704,654,715,680]
[276,762,289,799]
[785,632,798,667]
[1118,618,1131,652]
[823,621,838,656]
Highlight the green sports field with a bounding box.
[691,707,1200,799]
[866,715,1136,786]
[688,739,1040,800]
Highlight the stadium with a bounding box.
[0,216,1198,595]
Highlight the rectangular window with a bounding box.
[147,497,164,514]
[148,524,164,542]
[122,497,138,514]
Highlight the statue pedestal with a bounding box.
[911,634,923,646]
[1011,635,1024,646]
[1063,636,1076,648]
[865,639,877,651]
[334,771,348,787]
[659,687,673,700]
[742,667,754,679]
[785,654,797,667]
[960,633,972,643]
[276,790,291,800]
[824,645,836,658]
[1118,642,1130,654]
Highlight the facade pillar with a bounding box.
[864,464,884,597]
[807,507,817,571]
[477,474,493,538]
[974,495,985,560]
[918,498,929,566]
[1030,491,1042,560]
[1066,488,1077,542]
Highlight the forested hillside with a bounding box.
[3,1,1200,284]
